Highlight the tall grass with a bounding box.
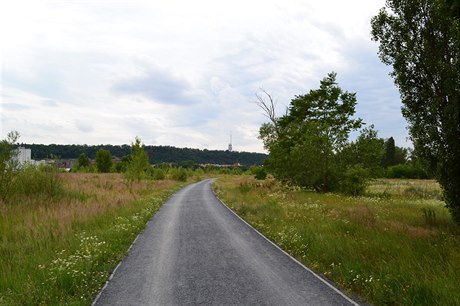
[214,176,460,306]
[0,173,185,305]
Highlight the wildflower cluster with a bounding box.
[275,225,310,259]
[39,232,108,300]
[341,268,381,292]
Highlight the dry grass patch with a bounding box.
[348,205,376,227]
[0,173,185,305]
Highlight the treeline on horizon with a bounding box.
[20,143,267,166]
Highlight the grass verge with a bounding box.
[0,173,185,305]
[213,176,460,306]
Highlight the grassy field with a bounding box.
[0,173,186,305]
[214,176,460,305]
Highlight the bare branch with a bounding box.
[253,88,277,125]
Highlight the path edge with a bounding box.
[210,179,361,306]
[91,183,190,306]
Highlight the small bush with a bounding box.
[170,168,188,182]
[230,167,244,175]
[340,165,369,196]
[151,168,166,180]
[251,166,267,180]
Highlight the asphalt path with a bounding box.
[94,179,359,305]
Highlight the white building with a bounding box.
[14,147,32,165]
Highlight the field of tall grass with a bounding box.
[0,173,186,305]
[214,176,460,305]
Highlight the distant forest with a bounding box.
[21,144,267,166]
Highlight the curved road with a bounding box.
[94,179,358,305]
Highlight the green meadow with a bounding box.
[214,176,460,306]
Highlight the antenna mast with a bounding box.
[228,132,233,152]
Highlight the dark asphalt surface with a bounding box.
[94,179,358,305]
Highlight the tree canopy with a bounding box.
[20,144,266,166]
[259,72,363,192]
[371,0,460,223]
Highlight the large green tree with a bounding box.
[383,137,396,168]
[259,72,363,192]
[371,0,460,223]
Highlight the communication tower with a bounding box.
[228,133,233,152]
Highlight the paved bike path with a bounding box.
[94,179,358,305]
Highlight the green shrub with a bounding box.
[151,168,166,180]
[340,165,369,196]
[230,167,244,175]
[254,167,267,180]
[386,164,428,179]
[77,153,90,168]
[12,165,64,200]
[170,168,188,182]
[95,149,112,173]
[219,168,230,175]
[0,131,20,202]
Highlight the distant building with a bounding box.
[13,147,32,165]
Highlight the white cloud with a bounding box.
[0,0,409,152]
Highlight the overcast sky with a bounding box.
[0,0,410,153]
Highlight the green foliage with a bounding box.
[382,137,408,169]
[0,132,65,204]
[73,152,94,172]
[394,146,408,165]
[150,168,166,180]
[95,149,112,173]
[260,72,363,192]
[170,167,188,182]
[371,0,460,224]
[250,166,267,180]
[114,156,131,173]
[0,131,20,202]
[386,164,428,179]
[124,137,150,182]
[179,160,198,169]
[12,165,65,200]
[78,152,90,168]
[340,125,385,178]
[383,137,396,168]
[22,143,267,166]
[340,165,370,196]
